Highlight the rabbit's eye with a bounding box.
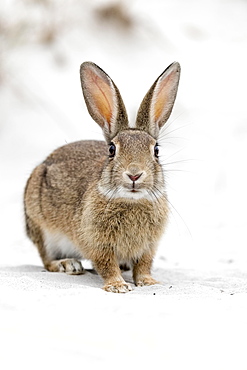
[109,143,116,158]
[154,144,159,158]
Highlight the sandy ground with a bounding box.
[1,260,247,369]
[1,0,247,368]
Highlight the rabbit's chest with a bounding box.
[83,199,168,260]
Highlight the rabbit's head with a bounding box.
[80,62,180,201]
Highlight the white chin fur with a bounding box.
[98,185,163,202]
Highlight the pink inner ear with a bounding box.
[153,72,174,123]
[85,68,114,124]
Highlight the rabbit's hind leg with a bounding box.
[25,215,84,275]
[42,229,84,275]
[46,258,84,275]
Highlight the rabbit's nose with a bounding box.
[127,173,142,182]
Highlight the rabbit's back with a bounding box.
[25,140,107,230]
[43,140,107,192]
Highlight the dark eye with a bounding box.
[154,143,159,158]
[109,142,116,158]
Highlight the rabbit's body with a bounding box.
[24,61,180,292]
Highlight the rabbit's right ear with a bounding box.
[80,62,129,142]
[136,62,180,139]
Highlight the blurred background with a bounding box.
[1,0,247,268]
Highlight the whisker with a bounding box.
[159,112,185,134]
[163,194,192,238]
[161,158,196,166]
[159,140,181,148]
[161,147,187,163]
[103,188,119,214]
[160,122,193,139]
[146,188,162,205]
[163,169,192,174]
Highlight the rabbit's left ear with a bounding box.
[136,62,180,139]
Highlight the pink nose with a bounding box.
[128,173,142,182]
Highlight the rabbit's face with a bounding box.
[98,130,165,201]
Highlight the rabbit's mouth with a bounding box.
[123,182,143,192]
[99,183,163,201]
[125,186,146,197]
[130,183,142,193]
[119,187,148,200]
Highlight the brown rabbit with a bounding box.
[24,61,180,293]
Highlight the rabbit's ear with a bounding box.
[80,62,129,142]
[136,62,180,139]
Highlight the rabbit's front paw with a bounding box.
[135,276,159,287]
[103,281,132,293]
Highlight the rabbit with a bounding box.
[24,61,180,293]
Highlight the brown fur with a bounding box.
[24,61,180,293]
